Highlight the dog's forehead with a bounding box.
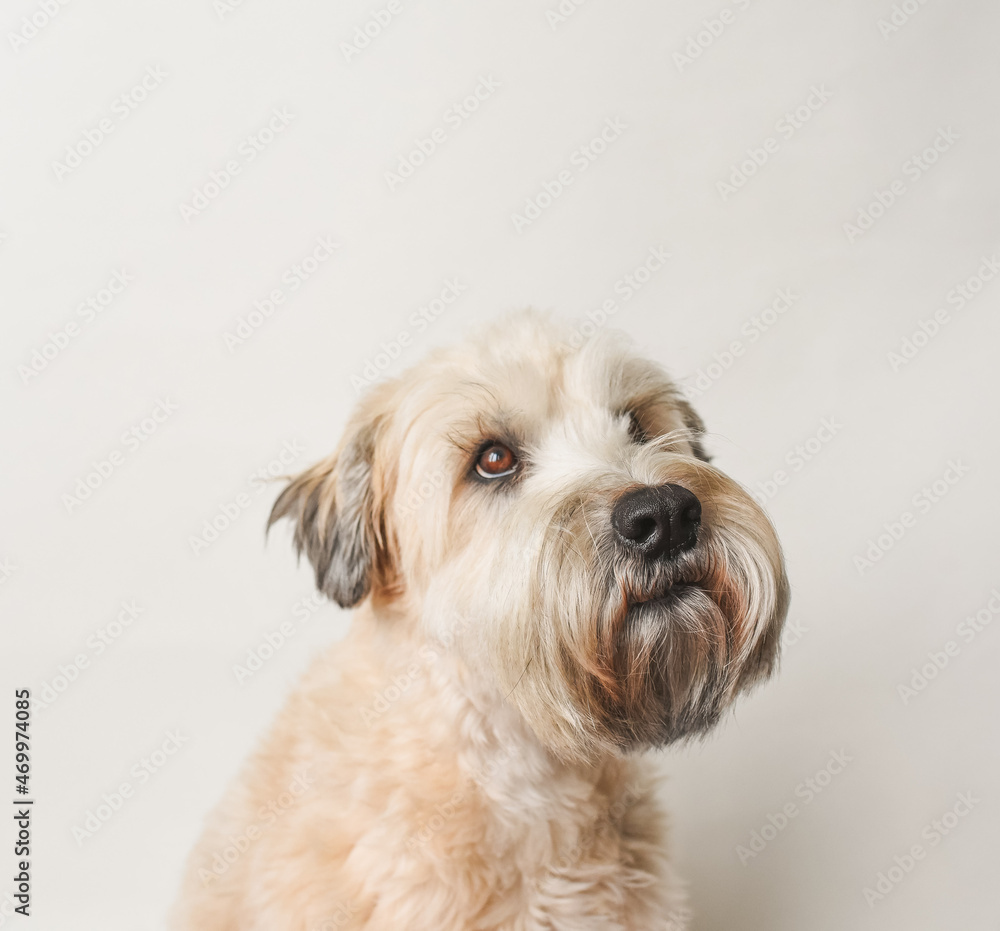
[380,315,689,486]
[414,318,659,423]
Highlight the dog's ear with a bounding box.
[268,396,391,608]
[675,396,711,463]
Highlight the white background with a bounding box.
[2,0,999,928]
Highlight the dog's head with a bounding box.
[270,312,789,760]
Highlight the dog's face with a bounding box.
[271,313,789,761]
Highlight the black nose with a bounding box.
[611,484,701,561]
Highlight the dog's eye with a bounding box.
[475,443,518,479]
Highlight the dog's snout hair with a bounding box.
[173,310,789,931]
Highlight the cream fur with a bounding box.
[171,311,787,930]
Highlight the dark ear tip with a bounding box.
[673,393,710,463]
[265,510,278,538]
[322,572,370,609]
[689,438,712,463]
[267,482,297,532]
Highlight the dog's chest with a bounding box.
[352,684,680,930]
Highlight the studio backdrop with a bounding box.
[2,0,998,928]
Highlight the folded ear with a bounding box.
[675,396,711,463]
[268,400,389,608]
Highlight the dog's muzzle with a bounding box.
[611,484,701,562]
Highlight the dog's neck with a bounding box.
[357,606,636,824]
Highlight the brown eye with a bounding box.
[475,443,517,479]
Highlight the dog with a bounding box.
[172,311,789,930]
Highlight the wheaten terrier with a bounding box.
[172,311,789,930]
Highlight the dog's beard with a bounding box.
[583,490,787,755]
[435,471,789,762]
[593,562,730,749]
